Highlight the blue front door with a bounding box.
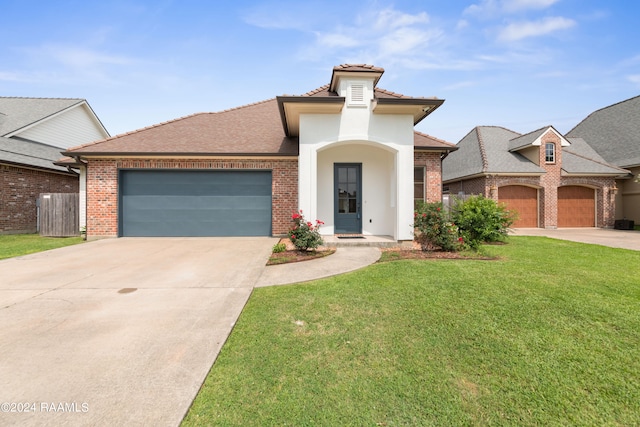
[334,163,362,234]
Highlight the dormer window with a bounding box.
[545,142,555,163]
[347,82,366,107]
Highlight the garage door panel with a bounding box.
[498,185,538,228]
[558,186,594,227]
[120,171,272,237]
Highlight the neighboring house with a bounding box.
[0,97,110,234]
[566,95,640,224]
[442,125,628,228]
[63,64,456,240]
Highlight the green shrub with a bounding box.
[288,210,324,251]
[272,242,287,253]
[413,202,464,252]
[451,195,516,249]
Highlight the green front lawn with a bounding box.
[0,234,84,260]
[184,237,640,426]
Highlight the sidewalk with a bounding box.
[255,247,382,287]
[511,228,640,251]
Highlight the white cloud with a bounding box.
[443,80,477,90]
[0,71,30,82]
[291,6,455,69]
[373,9,429,30]
[456,19,469,30]
[316,32,361,48]
[503,0,560,12]
[464,0,560,17]
[378,27,442,57]
[498,16,576,41]
[628,75,640,86]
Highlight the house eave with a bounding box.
[276,96,345,137]
[561,171,631,178]
[443,171,544,184]
[373,98,444,125]
[0,160,78,176]
[414,145,458,152]
[65,153,299,160]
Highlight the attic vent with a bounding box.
[348,82,366,107]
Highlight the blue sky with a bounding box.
[1,0,638,143]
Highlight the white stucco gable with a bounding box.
[277,65,445,241]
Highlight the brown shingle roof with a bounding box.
[65,65,450,157]
[414,131,457,150]
[65,98,298,156]
[333,64,386,73]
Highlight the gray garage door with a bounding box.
[119,170,272,237]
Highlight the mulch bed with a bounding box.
[378,248,499,262]
[267,248,336,265]
[266,238,499,266]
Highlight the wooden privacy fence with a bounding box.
[39,193,79,237]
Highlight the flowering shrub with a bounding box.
[413,202,464,252]
[288,210,324,251]
[451,195,516,249]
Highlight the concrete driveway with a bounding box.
[512,227,640,251]
[0,237,276,427]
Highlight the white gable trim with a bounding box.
[5,101,109,139]
[531,126,571,147]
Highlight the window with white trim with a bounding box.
[545,142,555,163]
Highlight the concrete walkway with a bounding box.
[512,228,640,251]
[256,247,382,287]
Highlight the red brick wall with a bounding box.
[85,158,298,238]
[1,164,78,234]
[446,177,489,198]
[414,151,443,203]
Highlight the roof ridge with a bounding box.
[217,97,276,113]
[301,85,330,96]
[566,94,640,136]
[374,87,408,98]
[475,125,522,135]
[414,130,455,146]
[475,127,489,172]
[333,64,385,72]
[0,96,84,101]
[510,125,551,141]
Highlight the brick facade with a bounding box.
[85,158,298,238]
[1,164,78,234]
[414,151,444,203]
[444,130,617,228]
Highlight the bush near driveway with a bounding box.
[183,237,640,426]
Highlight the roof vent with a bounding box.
[348,82,366,107]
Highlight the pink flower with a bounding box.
[436,207,441,211]
[292,213,301,219]
[307,221,313,227]
[291,235,296,240]
[422,213,427,217]
[458,237,464,242]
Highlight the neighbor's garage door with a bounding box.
[558,186,595,227]
[119,170,272,237]
[498,185,538,227]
